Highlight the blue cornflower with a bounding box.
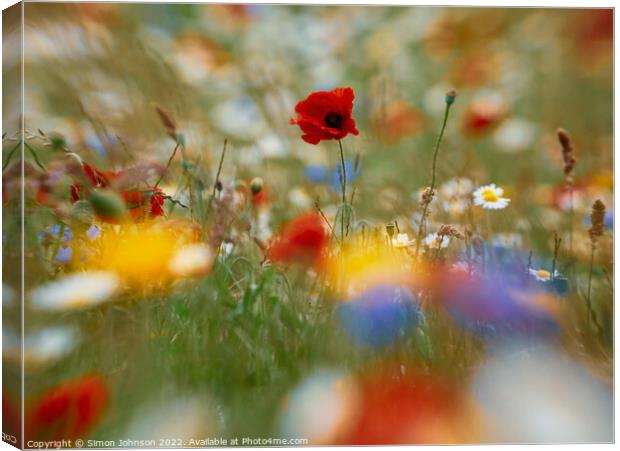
[338,284,422,348]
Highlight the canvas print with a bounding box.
[2,3,614,448]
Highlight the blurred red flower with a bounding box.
[290,88,359,145]
[338,369,480,445]
[26,374,108,441]
[70,163,116,203]
[122,187,166,221]
[461,98,505,137]
[267,212,329,267]
[70,163,166,222]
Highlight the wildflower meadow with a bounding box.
[2,4,614,447]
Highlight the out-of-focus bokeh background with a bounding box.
[2,4,613,446]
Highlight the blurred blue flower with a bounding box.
[87,224,102,241]
[338,284,421,348]
[437,267,560,339]
[304,160,361,193]
[304,164,329,184]
[55,246,72,264]
[330,160,361,192]
[85,134,118,159]
[39,225,73,243]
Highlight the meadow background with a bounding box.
[2,4,614,446]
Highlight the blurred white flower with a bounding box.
[490,233,523,249]
[3,283,16,308]
[4,327,78,367]
[124,397,217,442]
[279,369,359,444]
[256,133,287,158]
[472,344,612,443]
[288,187,312,209]
[168,244,214,278]
[30,271,119,311]
[212,97,266,139]
[493,118,536,153]
[392,233,415,249]
[255,210,273,242]
[440,178,474,198]
[424,232,450,249]
[219,242,234,257]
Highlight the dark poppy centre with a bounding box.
[324,112,343,129]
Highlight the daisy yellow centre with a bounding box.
[481,189,499,203]
[536,269,551,280]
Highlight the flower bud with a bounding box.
[250,177,264,195]
[445,89,458,106]
[90,190,127,222]
[385,223,395,238]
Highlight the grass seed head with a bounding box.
[557,128,576,179]
[589,199,606,244]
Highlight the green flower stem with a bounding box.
[415,99,454,259]
[338,139,347,241]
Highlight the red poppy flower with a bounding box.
[70,163,166,223]
[290,87,359,145]
[26,374,108,441]
[70,163,117,202]
[122,187,166,222]
[267,212,329,267]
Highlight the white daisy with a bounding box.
[391,233,415,249]
[169,244,214,277]
[473,184,511,210]
[528,268,561,283]
[30,271,119,311]
[423,232,450,249]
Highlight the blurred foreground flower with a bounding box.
[290,87,359,145]
[435,268,562,338]
[280,370,359,444]
[472,344,612,443]
[26,374,108,441]
[168,243,214,278]
[98,225,194,285]
[338,369,481,444]
[124,396,217,442]
[4,327,78,367]
[29,271,119,311]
